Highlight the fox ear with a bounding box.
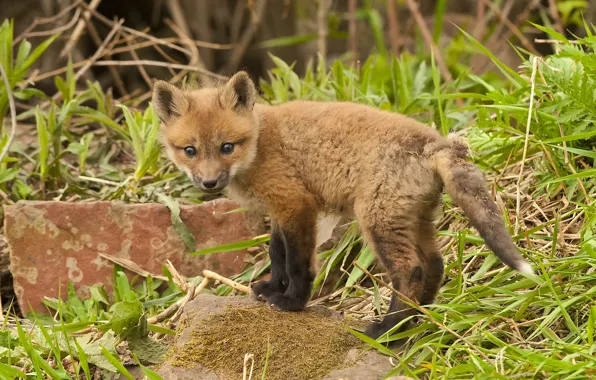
[152,81,189,124]
[220,71,256,111]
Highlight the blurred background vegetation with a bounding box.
[0,1,595,379]
[2,0,593,97]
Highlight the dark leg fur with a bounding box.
[252,222,288,300]
[418,217,444,306]
[266,210,316,311]
[364,207,445,340]
[363,226,426,340]
[266,230,314,311]
[353,193,430,340]
[420,252,444,305]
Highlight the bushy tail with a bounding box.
[432,139,533,275]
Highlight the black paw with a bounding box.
[364,321,391,340]
[266,292,307,311]
[251,280,285,301]
[364,320,410,346]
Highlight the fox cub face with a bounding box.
[153,72,259,193]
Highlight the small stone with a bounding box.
[4,199,265,313]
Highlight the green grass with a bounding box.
[1,5,595,380]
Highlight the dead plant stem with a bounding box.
[516,56,539,234]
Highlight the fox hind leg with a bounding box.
[418,211,444,306]
[356,199,427,340]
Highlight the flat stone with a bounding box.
[157,294,395,380]
[4,200,264,313]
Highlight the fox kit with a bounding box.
[153,72,533,339]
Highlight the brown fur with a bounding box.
[153,72,533,340]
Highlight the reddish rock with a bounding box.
[4,200,265,313]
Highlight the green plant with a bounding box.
[1,3,594,379]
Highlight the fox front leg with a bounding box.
[252,221,289,300]
[264,205,318,311]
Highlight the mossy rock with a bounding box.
[156,294,395,380]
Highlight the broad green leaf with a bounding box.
[106,300,145,340]
[16,33,59,77]
[190,235,270,256]
[14,39,31,70]
[129,336,169,364]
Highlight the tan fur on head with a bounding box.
[153,72,261,191]
[219,72,257,111]
[152,81,190,124]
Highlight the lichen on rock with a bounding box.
[159,294,393,380]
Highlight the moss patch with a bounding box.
[169,304,365,380]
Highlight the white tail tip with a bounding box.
[517,261,534,276]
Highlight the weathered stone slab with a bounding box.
[4,200,264,313]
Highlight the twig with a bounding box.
[74,19,124,82]
[110,38,233,56]
[170,282,196,324]
[534,39,579,45]
[93,60,226,80]
[483,0,514,54]
[516,56,539,234]
[79,8,127,96]
[318,0,333,63]
[165,19,213,86]
[78,0,192,56]
[14,0,83,44]
[98,253,169,281]
[18,8,82,41]
[0,64,17,165]
[126,40,153,89]
[203,270,251,293]
[230,0,246,43]
[348,0,357,66]
[164,4,213,82]
[243,353,255,380]
[403,0,453,83]
[386,0,400,56]
[165,260,188,292]
[60,0,102,58]
[191,1,215,69]
[221,0,267,74]
[29,35,229,83]
[547,0,565,36]
[78,175,120,186]
[147,277,210,324]
[153,281,197,340]
[0,188,10,204]
[478,0,539,56]
[472,0,486,39]
[165,0,192,38]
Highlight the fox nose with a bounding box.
[202,179,218,189]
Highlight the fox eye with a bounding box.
[221,143,235,155]
[183,146,197,157]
